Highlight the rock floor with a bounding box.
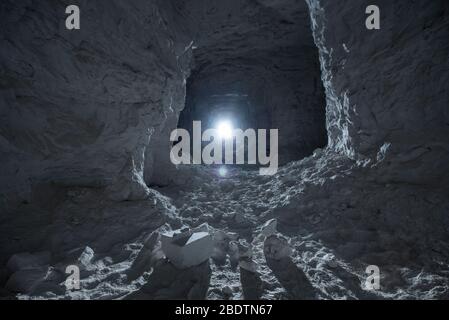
[3,150,449,300]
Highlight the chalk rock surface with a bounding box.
[161,228,214,269]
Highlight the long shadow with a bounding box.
[240,267,263,300]
[265,256,317,300]
[330,264,382,300]
[125,260,211,300]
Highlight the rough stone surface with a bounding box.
[126,260,212,300]
[0,0,192,206]
[306,0,449,184]
[161,228,214,269]
[6,251,51,273]
[5,267,49,294]
[0,0,448,301]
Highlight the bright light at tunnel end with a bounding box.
[218,166,227,177]
[216,120,233,139]
[169,120,279,176]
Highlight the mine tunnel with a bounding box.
[176,10,328,166]
[0,0,449,301]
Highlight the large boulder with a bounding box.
[6,251,51,273]
[127,231,164,281]
[126,259,211,300]
[4,251,65,295]
[161,228,214,269]
[264,235,292,261]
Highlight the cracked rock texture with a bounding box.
[0,0,449,300]
[306,0,449,184]
[0,0,192,204]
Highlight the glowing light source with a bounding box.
[216,120,233,140]
[218,166,227,177]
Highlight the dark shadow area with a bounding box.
[265,256,317,300]
[240,268,264,300]
[126,260,212,300]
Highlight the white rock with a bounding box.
[193,223,212,234]
[78,246,95,270]
[161,229,214,269]
[260,219,278,237]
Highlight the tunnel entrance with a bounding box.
[176,0,327,167]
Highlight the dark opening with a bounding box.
[177,0,327,166]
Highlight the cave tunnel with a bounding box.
[0,0,449,302]
[176,0,327,166]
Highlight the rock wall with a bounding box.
[0,0,192,204]
[306,0,449,184]
[2,0,447,203]
[1,0,448,300]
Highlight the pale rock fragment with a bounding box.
[161,227,214,269]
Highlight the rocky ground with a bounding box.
[1,149,448,300]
